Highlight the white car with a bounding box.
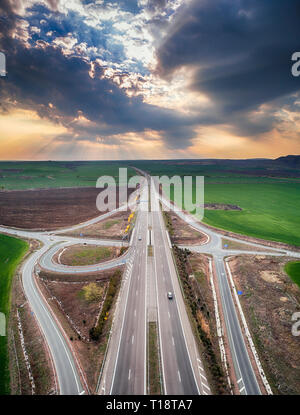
[138,236,142,241]
[167,292,173,300]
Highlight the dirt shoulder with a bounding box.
[228,254,300,394]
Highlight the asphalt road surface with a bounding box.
[2,172,300,396]
[159,193,300,395]
[0,190,139,395]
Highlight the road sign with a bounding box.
[224,244,228,248]
[237,290,243,295]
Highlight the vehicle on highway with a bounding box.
[167,291,173,300]
[138,235,142,241]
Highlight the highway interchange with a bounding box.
[1,172,300,395]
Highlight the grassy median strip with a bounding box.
[148,322,161,395]
[0,234,28,395]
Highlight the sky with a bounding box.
[0,0,299,160]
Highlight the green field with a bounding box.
[131,159,300,247]
[284,262,300,288]
[0,234,28,395]
[199,182,300,246]
[1,159,300,246]
[0,161,135,190]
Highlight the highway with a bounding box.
[0,189,140,395]
[150,177,210,395]
[2,171,300,396]
[110,208,148,394]
[97,183,148,394]
[98,176,211,395]
[159,193,300,395]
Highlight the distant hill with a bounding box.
[275,155,300,166]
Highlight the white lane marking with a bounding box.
[172,337,175,346]
[237,377,243,384]
[200,373,207,381]
[198,365,204,372]
[110,249,135,394]
[240,386,245,393]
[132,335,134,344]
[202,382,210,391]
[128,369,131,380]
[152,184,167,395]
[178,370,181,383]
[144,211,148,396]
[168,311,170,319]
[134,309,136,317]
[136,289,138,296]
[203,390,208,395]
[156,205,201,396]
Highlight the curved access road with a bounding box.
[0,189,139,395]
[159,194,300,395]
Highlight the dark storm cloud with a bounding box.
[0,34,198,148]
[0,0,16,34]
[157,0,300,135]
[2,0,298,152]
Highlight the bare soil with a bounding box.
[61,210,131,240]
[40,279,109,340]
[164,210,207,245]
[37,268,122,393]
[229,254,300,394]
[0,187,135,230]
[204,203,242,211]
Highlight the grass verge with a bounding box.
[284,261,300,288]
[148,322,161,395]
[0,234,28,395]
